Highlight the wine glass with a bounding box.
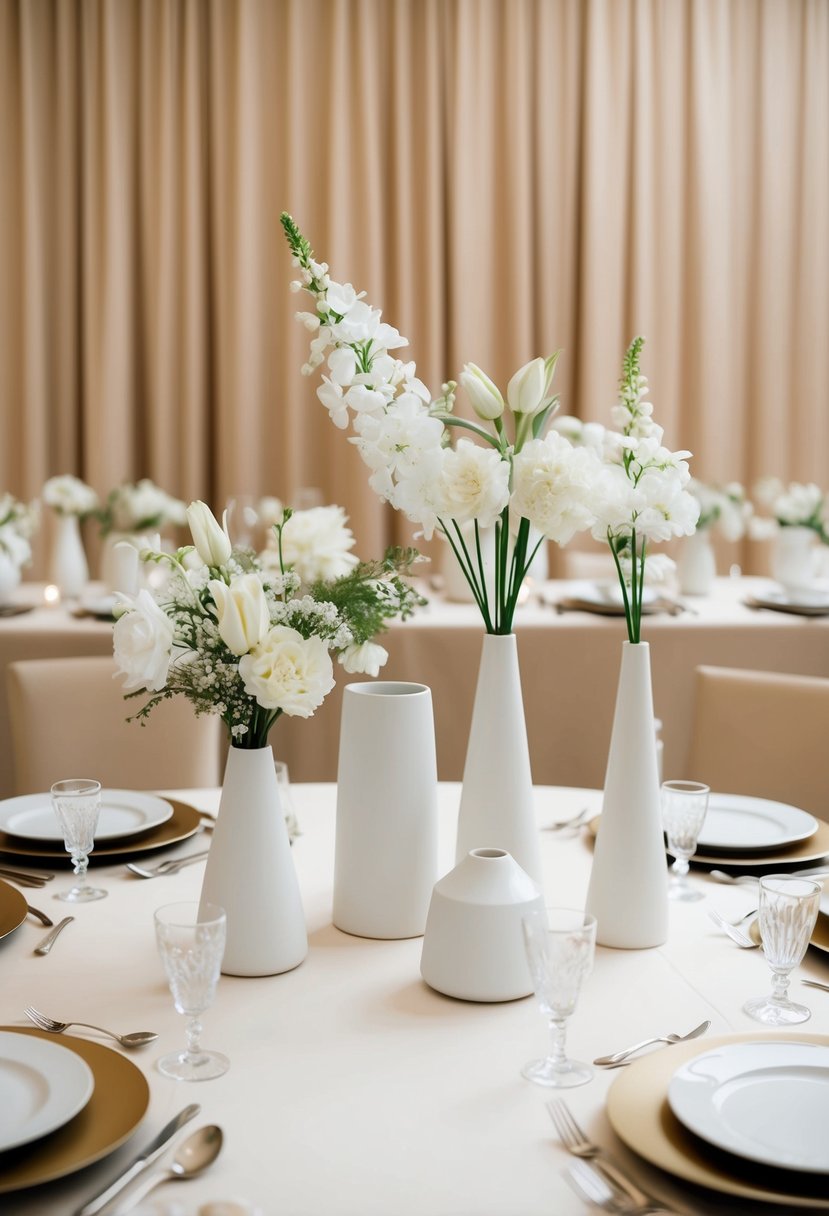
[743,875,821,1026]
[521,906,597,1088]
[225,494,260,549]
[154,901,229,1081]
[50,779,106,902]
[275,760,301,844]
[660,780,710,901]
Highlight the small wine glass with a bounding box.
[275,760,301,844]
[743,875,821,1026]
[660,780,710,901]
[521,906,597,1088]
[225,494,260,549]
[154,901,229,1081]
[50,779,106,902]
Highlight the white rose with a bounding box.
[113,589,175,691]
[209,573,271,656]
[239,626,335,716]
[437,439,511,528]
[186,500,232,567]
[338,640,389,677]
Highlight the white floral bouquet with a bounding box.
[99,479,188,536]
[260,503,359,584]
[43,474,99,518]
[687,479,752,541]
[0,494,39,569]
[749,478,829,544]
[113,500,424,749]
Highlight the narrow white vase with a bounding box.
[0,553,21,604]
[200,744,307,977]
[677,529,716,596]
[334,682,438,939]
[772,525,819,596]
[585,641,668,949]
[455,633,543,886]
[420,848,543,1002]
[50,514,89,600]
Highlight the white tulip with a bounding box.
[209,573,271,656]
[186,501,232,567]
[459,364,505,421]
[507,357,548,415]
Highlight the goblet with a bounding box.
[521,906,597,1088]
[743,875,821,1026]
[154,901,228,1081]
[50,779,106,902]
[661,780,710,901]
[225,494,260,549]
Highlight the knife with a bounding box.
[74,1103,200,1216]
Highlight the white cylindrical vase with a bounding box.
[456,633,543,886]
[772,526,819,596]
[49,514,89,600]
[0,554,21,604]
[677,530,716,596]
[585,641,668,948]
[420,848,542,1002]
[334,682,438,939]
[200,744,307,977]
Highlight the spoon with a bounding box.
[24,1005,158,1049]
[543,807,591,833]
[593,1019,711,1067]
[119,1125,223,1212]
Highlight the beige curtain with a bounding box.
[1,0,827,568]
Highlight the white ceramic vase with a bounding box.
[772,526,819,596]
[455,633,543,886]
[585,641,668,949]
[677,529,716,596]
[49,514,89,600]
[0,553,21,604]
[100,531,158,593]
[420,848,542,1002]
[334,682,438,939]
[200,744,307,977]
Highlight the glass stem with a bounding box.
[671,855,690,884]
[71,850,89,881]
[547,1017,569,1071]
[185,1015,204,1060]
[771,971,790,1004]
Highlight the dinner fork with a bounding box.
[707,907,758,948]
[564,1159,681,1215]
[0,866,52,888]
[125,849,210,878]
[547,1100,658,1211]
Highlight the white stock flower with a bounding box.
[325,281,363,315]
[436,439,511,528]
[113,589,175,691]
[459,364,505,421]
[510,434,595,544]
[280,506,359,582]
[43,475,98,516]
[186,501,233,567]
[351,396,444,482]
[391,448,446,539]
[317,377,350,429]
[209,573,271,656]
[338,640,389,677]
[239,626,335,716]
[776,482,823,525]
[328,347,358,386]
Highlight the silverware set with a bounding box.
[0,865,54,888]
[565,1158,681,1215]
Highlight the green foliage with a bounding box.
[307,547,426,645]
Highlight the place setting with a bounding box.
[744,582,829,618]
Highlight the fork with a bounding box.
[547,1100,658,1211]
[125,849,210,878]
[564,1159,681,1215]
[707,907,758,948]
[709,867,829,885]
[0,867,52,888]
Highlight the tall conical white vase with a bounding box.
[200,745,307,976]
[455,634,543,886]
[586,641,668,948]
[50,514,89,600]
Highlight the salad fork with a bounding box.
[565,1159,681,1215]
[547,1100,658,1211]
[707,907,757,948]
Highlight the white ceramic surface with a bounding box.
[696,794,818,852]
[668,1041,829,1173]
[0,790,173,842]
[420,848,543,1002]
[0,1031,95,1152]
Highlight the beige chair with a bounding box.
[7,656,223,794]
[687,666,829,821]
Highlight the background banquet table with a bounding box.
[1,577,828,799]
[2,783,828,1215]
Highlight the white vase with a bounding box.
[200,745,307,976]
[420,848,542,1002]
[49,514,89,600]
[677,530,716,596]
[0,554,21,604]
[334,682,438,939]
[100,531,159,593]
[585,641,668,949]
[772,526,819,596]
[455,633,543,886]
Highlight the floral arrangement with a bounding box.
[43,474,99,518]
[749,478,829,544]
[282,213,598,635]
[113,500,424,748]
[0,494,39,568]
[260,504,359,584]
[687,479,752,542]
[98,479,187,536]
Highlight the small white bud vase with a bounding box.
[677,529,716,596]
[456,633,543,885]
[0,553,21,604]
[585,641,668,949]
[200,744,307,976]
[772,525,819,596]
[334,682,438,939]
[420,849,542,1002]
[49,514,89,600]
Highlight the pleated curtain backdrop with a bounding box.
[0,0,827,567]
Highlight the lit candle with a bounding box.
[43,584,61,607]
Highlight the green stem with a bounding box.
[609,534,635,643]
[433,415,503,450]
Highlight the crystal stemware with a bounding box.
[225,494,260,549]
[50,779,106,902]
[154,901,228,1081]
[521,906,597,1088]
[743,875,821,1025]
[661,780,710,901]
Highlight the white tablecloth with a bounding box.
[2,783,828,1215]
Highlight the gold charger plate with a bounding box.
[0,1026,150,1193]
[587,816,829,869]
[0,878,27,941]
[606,1031,829,1209]
[0,798,202,864]
[554,596,679,617]
[749,911,829,956]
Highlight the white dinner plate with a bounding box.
[0,1030,95,1152]
[767,585,829,609]
[668,1041,829,1173]
[591,581,659,607]
[77,594,118,618]
[0,790,173,842]
[695,793,818,852]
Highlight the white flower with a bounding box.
[111,480,185,531]
[279,506,359,582]
[459,364,505,421]
[436,439,511,527]
[209,573,271,656]
[43,475,98,517]
[239,626,335,716]
[0,525,31,567]
[187,501,232,567]
[350,395,444,483]
[338,640,389,676]
[507,357,549,415]
[258,496,284,527]
[328,346,358,386]
[325,280,363,315]
[113,589,175,691]
[317,376,350,429]
[776,482,823,526]
[510,434,595,544]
